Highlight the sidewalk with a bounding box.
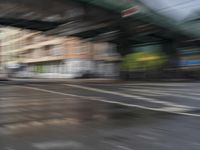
[7,78,120,84]
[3,78,198,85]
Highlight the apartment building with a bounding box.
[0,27,120,78]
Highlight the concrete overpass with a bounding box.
[0,0,190,36]
[0,0,199,53]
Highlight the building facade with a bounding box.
[0,27,120,78]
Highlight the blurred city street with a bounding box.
[0,81,200,150]
[0,0,200,150]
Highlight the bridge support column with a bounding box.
[162,40,181,78]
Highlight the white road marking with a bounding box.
[19,85,200,117]
[122,83,190,87]
[64,84,192,108]
[124,85,200,94]
[121,85,200,98]
[86,83,200,96]
[32,141,82,149]
[126,88,200,101]
[162,89,200,97]
[116,145,133,150]
[122,88,163,96]
[4,147,15,150]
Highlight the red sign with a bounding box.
[121,6,139,17]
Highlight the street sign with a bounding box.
[121,6,140,17]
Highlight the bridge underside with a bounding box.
[0,0,197,53]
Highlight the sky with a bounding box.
[140,0,200,22]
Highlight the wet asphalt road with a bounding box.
[0,81,200,150]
